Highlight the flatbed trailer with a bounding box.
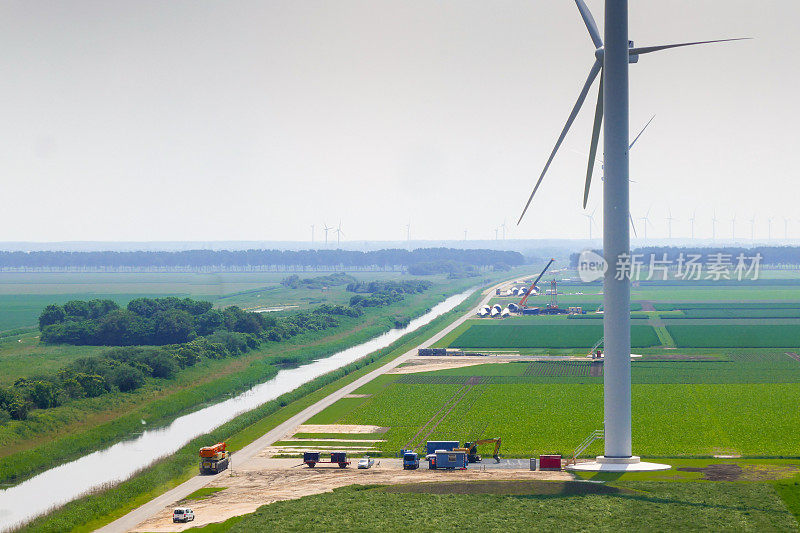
[303,451,351,468]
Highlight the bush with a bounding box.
[111,365,146,392]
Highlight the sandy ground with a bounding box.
[132,459,573,532]
[292,424,387,434]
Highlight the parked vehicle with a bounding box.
[402,450,420,470]
[357,456,375,469]
[173,508,195,523]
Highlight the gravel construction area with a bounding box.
[131,459,572,532]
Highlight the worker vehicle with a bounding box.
[357,456,375,469]
[304,451,351,468]
[173,508,195,523]
[455,438,502,463]
[199,442,230,475]
[402,450,420,470]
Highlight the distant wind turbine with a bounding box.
[322,223,332,247]
[689,210,697,240]
[638,206,653,241]
[712,211,718,241]
[666,208,676,239]
[583,206,598,240]
[405,222,411,249]
[464,229,468,241]
[310,224,315,244]
[768,217,773,240]
[749,215,756,241]
[335,221,344,248]
[501,220,507,240]
[730,214,737,241]
[785,218,790,240]
[494,227,499,240]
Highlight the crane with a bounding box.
[518,258,555,309]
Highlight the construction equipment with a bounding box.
[518,258,555,309]
[199,442,230,475]
[456,438,502,463]
[303,451,351,468]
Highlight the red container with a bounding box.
[539,455,562,470]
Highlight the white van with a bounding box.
[173,507,195,523]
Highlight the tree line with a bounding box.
[1,280,434,421]
[0,247,524,270]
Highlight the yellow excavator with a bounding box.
[455,438,501,463]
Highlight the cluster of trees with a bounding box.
[1,247,524,270]
[346,279,433,308]
[281,272,356,289]
[569,246,800,268]
[39,297,273,346]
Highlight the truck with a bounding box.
[425,441,460,456]
[303,451,351,468]
[402,450,420,470]
[199,442,230,475]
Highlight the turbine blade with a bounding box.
[518,60,602,224]
[583,75,603,208]
[574,0,603,49]
[629,114,655,150]
[630,214,638,238]
[629,38,750,56]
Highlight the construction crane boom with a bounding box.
[519,258,555,308]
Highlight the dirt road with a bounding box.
[131,459,572,532]
[97,279,514,533]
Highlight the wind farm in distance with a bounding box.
[3,1,800,532]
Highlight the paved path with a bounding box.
[97,280,509,532]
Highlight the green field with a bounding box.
[449,323,659,349]
[198,479,799,532]
[667,324,800,348]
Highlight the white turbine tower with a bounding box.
[731,214,737,241]
[322,223,332,247]
[712,211,718,241]
[785,218,790,240]
[583,206,598,240]
[464,229,468,241]
[335,221,344,248]
[638,207,653,241]
[666,209,676,239]
[311,224,315,244]
[750,215,756,241]
[405,222,411,250]
[768,217,773,240]
[517,0,744,472]
[689,210,697,240]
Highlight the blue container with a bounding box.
[303,451,320,463]
[434,450,467,470]
[330,452,348,463]
[426,441,460,455]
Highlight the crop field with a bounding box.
[448,323,659,349]
[667,324,800,348]
[306,342,800,458]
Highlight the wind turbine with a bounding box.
[516,0,745,470]
[583,206,598,240]
[322,223,332,247]
[712,211,718,241]
[405,222,411,249]
[638,206,653,241]
[768,217,773,240]
[311,224,315,244]
[494,227,499,240]
[689,210,697,240]
[666,209,676,239]
[750,215,756,241]
[785,218,790,240]
[464,229,468,241]
[501,220,507,240]
[731,213,737,241]
[335,221,344,248]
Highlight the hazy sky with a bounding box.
[0,1,796,243]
